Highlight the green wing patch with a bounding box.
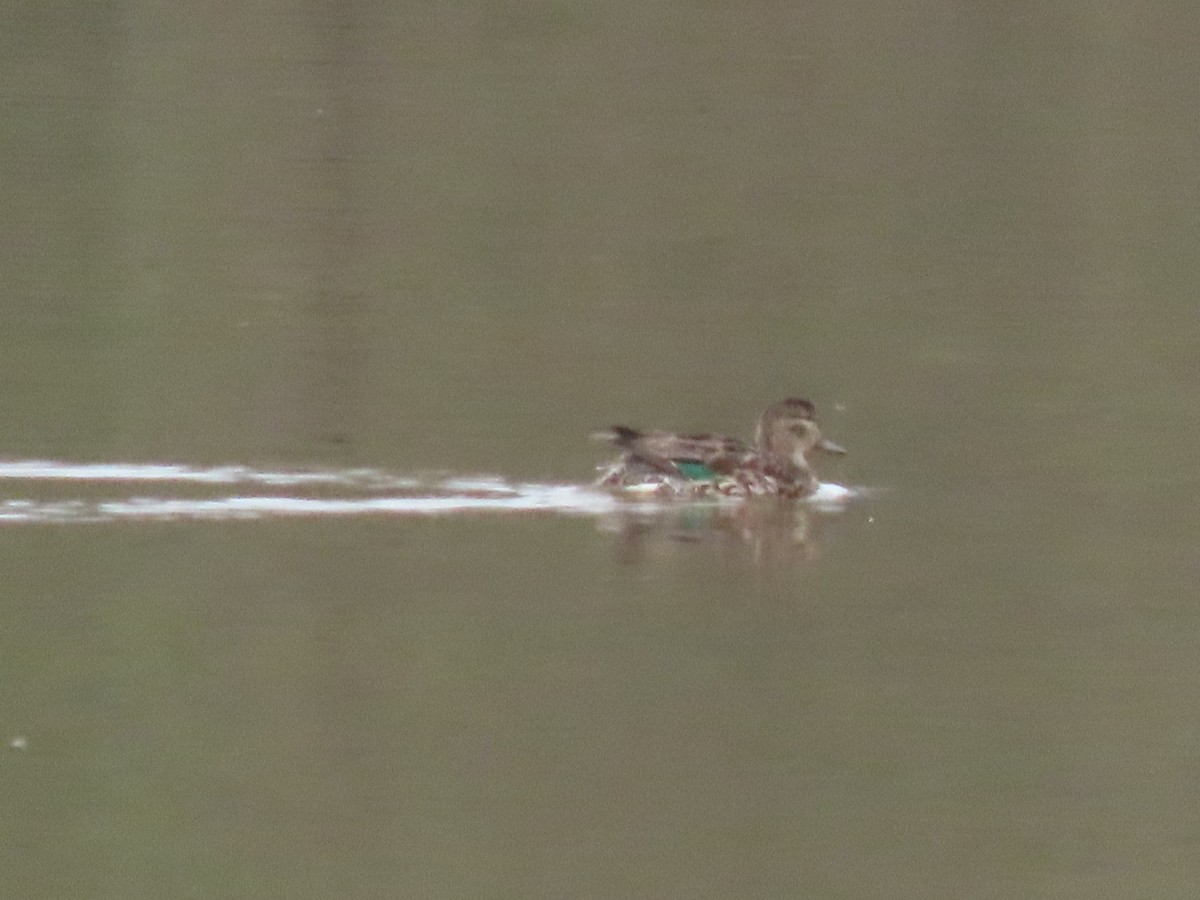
[674,460,717,481]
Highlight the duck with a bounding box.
[593,397,846,499]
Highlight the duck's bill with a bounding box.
[817,437,847,455]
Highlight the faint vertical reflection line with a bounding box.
[298,3,382,876]
[303,0,370,452]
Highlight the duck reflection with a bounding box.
[596,497,843,565]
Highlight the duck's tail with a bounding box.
[590,426,684,477]
[589,425,643,447]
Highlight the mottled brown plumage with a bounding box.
[594,398,845,499]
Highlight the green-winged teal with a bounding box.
[594,397,845,499]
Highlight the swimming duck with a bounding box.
[594,397,846,499]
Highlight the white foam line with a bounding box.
[807,482,856,509]
[93,488,623,518]
[0,487,857,524]
[0,459,422,489]
[0,457,860,524]
[0,485,634,523]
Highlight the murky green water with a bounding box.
[4,3,1200,897]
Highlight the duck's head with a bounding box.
[755,397,846,463]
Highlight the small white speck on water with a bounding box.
[10,735,28,751]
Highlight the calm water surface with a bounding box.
[4,2,1200,898]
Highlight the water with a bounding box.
[4,2,1200,898]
